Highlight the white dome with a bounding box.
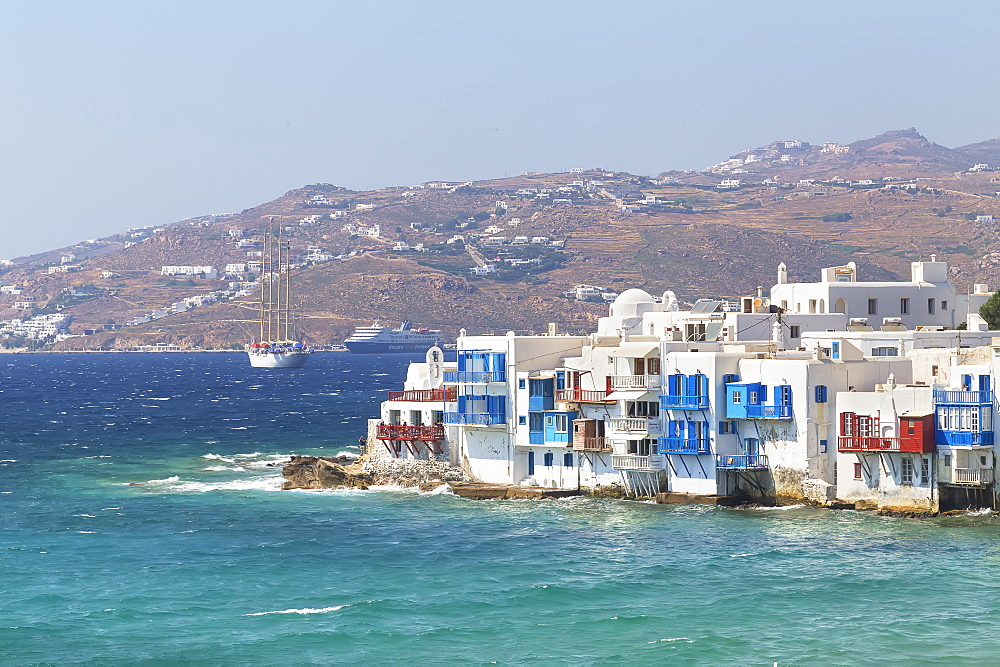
[609,289,656,318]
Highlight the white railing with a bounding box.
[609,417,660,434]
[953,468,994,485]
[612,454,666,471]
[610,374,661,390]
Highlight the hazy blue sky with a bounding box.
[1,0,998,258]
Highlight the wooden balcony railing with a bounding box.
[556,388,614,403]
[572,437,612,452]
[386,388,457,402]
[953,468,994,485]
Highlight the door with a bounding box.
[528,451,535,476]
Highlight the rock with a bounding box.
[281,455,375,490]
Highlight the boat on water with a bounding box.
[245,218,312,368]
[344,321,442,353]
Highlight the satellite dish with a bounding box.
[753,298,763,309]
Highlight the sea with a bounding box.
[4,353,1000,664]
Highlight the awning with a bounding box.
[606,389,651,401]
[611,341,660,358]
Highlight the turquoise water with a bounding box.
[4,354,1000,663]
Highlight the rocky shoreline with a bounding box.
[281,453,469,491]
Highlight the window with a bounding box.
[555,414,568,433]
[789,325,801,338]
[518,415,527,425]
[748,391,758,404]
[831,341,841,360]
[647,358,661,375]
[900,298,909,314]
[907,420,915,436]
[944,455,952,467]
[529,412,544,432]
[920,458,930,485]
[820,439,828,453]
[563,452,573,467]
[720,421,729,434]
[931,364,939,377]
[868,298,878,315]
[732,390,742,404]
[543,452,554,467]
[519,379,526,389]
[853,462,862,479]
[871,347,898,356]
[723,374,739,384]
[901,458,914,485]
[941,300,947,311]
[815,385,828,403]
[928,298,935,314]
[777,385,792,405]
[546,416,554,427]
[627,438,655,456]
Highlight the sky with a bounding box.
[1,0,999,258]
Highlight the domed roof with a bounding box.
[613,288,655,306]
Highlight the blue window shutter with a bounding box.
[719,421,727,434]
[980,375,991,393]
[564,452,573,467]
[700,374,709,397]
[544,452,554,467]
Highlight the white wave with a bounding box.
[144,476,181,485]
[101,508,121,511]
[233,452,265,459]
[202,465,242,472]
[76,514,96,518]
[0,459,15,463]
[648,638,693,644]
[747,504,806,511]
[367,484,421,494]
[77,531,96,534]
[965,508,993,516]
[166,477,284,493]
[230,426,250,430]
[245,604,348,616]
[333,451,359,459]
[420,483,454,496]
[202,454,236,463]
[729,553,756,558]
[147,397,171,401]
[82,455,113,459]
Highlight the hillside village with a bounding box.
[4,128,1000,351]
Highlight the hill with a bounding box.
[3,128,1000,351]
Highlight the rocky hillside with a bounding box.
[3,128,1000,350]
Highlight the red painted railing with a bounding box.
[376,424,445,441]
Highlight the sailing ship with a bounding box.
[245,217,312,368]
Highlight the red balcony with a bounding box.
[386,388,457,402]
[376,424,445,441]
[556,388,614,403]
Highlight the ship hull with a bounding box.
[246,349,311,368]
[344,341,439,354]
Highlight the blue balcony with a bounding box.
[657,437,710,454]
[443,412,506,426]
[934,390,992,405]
[744,405,792,420]
[715,454,769,470]
[659,394,710,410]
[444,370,507,384]
[937,430,995,447]
[529,431,544,445]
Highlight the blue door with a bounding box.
[528,451,535,476]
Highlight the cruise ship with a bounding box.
[344,321,443,354]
